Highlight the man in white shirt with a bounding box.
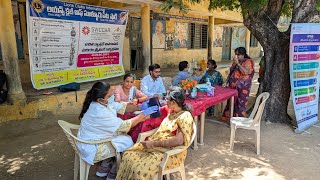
[141,64,166,98]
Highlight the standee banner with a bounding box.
[290,23,320,133]
[26,0,128,89]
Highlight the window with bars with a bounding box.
[188,23,208,49]
[250,33,258,47]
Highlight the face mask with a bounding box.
[188,67,192,73]
[107,95,115,104]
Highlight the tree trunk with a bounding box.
[258,37,291,123]
[243,10,291,123]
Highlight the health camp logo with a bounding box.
[112,27,122,41]
[32,0,44,13]
[82,26,90,35]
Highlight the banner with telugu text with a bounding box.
[290,23,320,133]
[26,0,128,89]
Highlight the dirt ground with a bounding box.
[1,63,320,179]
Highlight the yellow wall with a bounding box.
[1,0,261,85]
[249,45,262,58]
[153,48,207,67]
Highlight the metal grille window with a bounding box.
[250,33,258,47]
[188,23,208,49]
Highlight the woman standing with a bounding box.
[116,87,194,180]
[222,47,255,120]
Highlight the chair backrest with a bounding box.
[248,92,270,127]
[187,122,197,148]
[58,120,81,154]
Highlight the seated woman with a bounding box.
[114,73,148,104]
[117,86,194,180]
[77,82,158,180]
[115,74,169,143]
[200,59,223,116]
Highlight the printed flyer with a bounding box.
[289,23,320,133]
[26,0,128,89]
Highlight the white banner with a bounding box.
[289,23,320,133]
[26,0,128,89]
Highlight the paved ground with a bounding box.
[1,113,319,180]
[1,58,320,179]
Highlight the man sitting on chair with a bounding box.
[141,64,166,99]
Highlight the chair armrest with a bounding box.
[137,128,159,143]
[159,147,186,172]
[82,138,113,144]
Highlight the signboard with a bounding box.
[26,0,128,89]
[290,23,320,133]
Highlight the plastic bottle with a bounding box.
[191,86,197,98]
[206,78,211,87]
[190,58,195,74]
[206,78,214,96]
[200,58,206,71]
[193,58,198,69]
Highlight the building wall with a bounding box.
[1,0,261,85]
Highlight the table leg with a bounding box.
[192,115,198,150]
[199,112,205,145]
[230,96,234,117]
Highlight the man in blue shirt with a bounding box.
[172,61,202,86]
[141,64,166,98]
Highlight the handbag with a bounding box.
[0,89,8,104]
[0,70,7,89]
[57,82,80,102]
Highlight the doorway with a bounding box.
[222,27,232,60]
[129,17,143,70]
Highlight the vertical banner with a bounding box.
[290,23,320,133]
[26,0,128,89]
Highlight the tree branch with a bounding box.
[265,0,286,24]
[292,0,317,23]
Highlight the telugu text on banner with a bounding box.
[289,23,320,133]
[26,0,128,89]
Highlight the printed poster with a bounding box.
[174,22,188,48]
[290,23,320,133]
[26,0,128,89]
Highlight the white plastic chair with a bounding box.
[229,92,270,155]
[57,120,121,180]
[137,122,196,180]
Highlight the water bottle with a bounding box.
[192,58,198,69]
[191,87,197,98]
[206,78,211,87]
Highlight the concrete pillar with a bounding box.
[0,0,26,104]
[208,16,215,60]
[245,28,251,56]
[141,4,151,75]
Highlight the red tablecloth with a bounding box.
[186,86,238,117]
[118,106,170,142]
